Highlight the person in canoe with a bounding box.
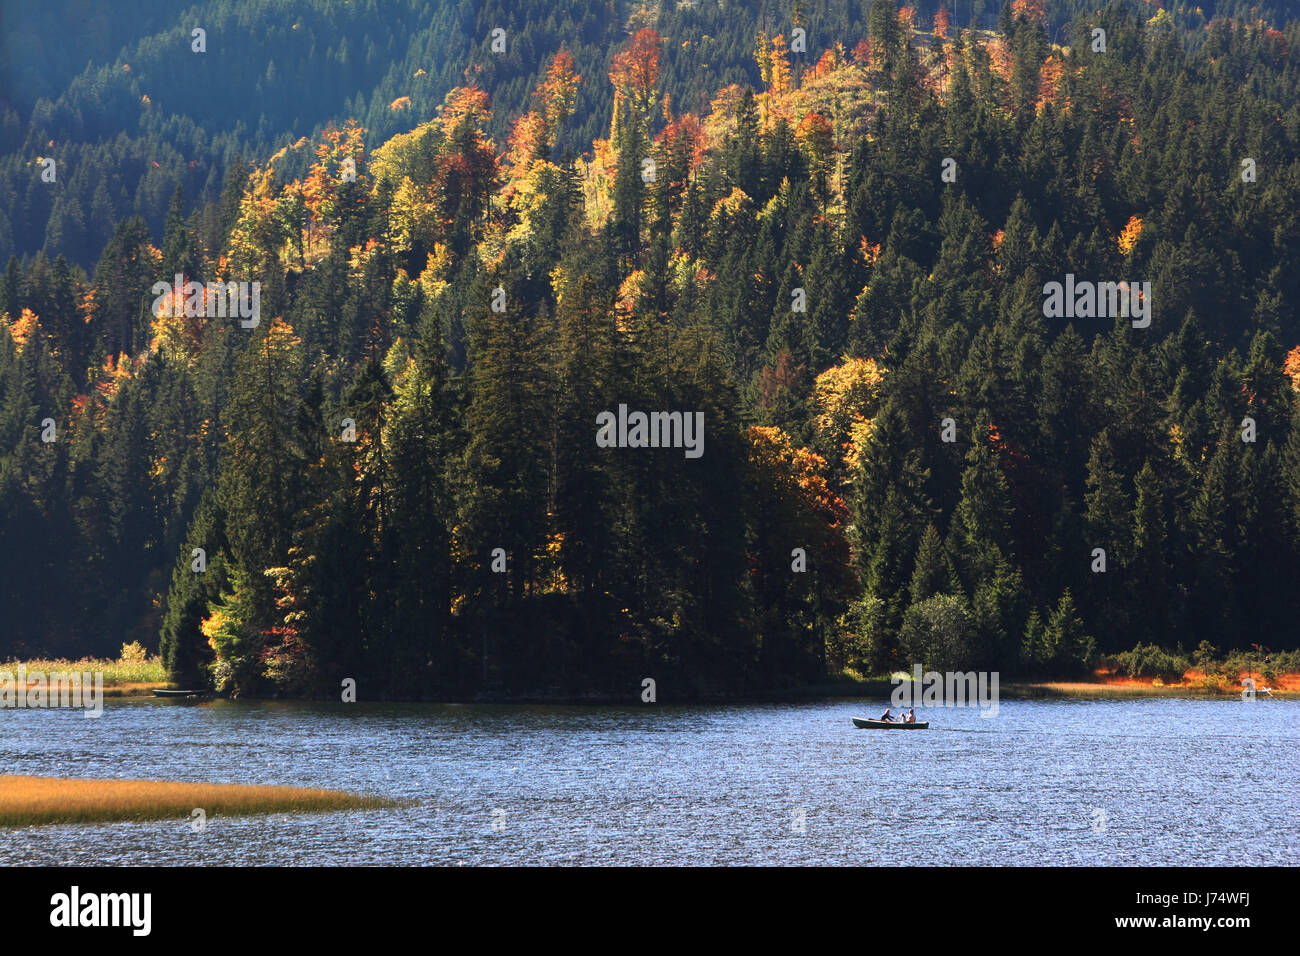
[879,708,897,722]
[905,708,916,723]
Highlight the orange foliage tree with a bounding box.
[1012,0,1047,22]
[507,111,548,169]
[933,4,951,39]
[439,85,492,138]
[1283,346,1300,392]
[746,426,849,531]
[535,50,581,147]
[1037,56,1064,110]
[812,46,842,80]
[609,27,662,129]
[301,120,367,236]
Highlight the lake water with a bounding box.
[3,696,1296,865]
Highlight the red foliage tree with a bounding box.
[609,28,662,108]
[1012,0,1047,22]
[933,4,951,38]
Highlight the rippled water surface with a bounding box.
[3,696,1296,865]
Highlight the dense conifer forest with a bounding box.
[2,0,1299,698]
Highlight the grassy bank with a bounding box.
[1002,680,1297,699]
[834,664,1300,700]
[2,642,167,696]
[0,775,403,827]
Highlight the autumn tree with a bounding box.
[609,28,662,150]
[535,50,581,149]
[934,5,952,39]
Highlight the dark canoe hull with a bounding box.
[153,689,208,698]
[852,718,929,729]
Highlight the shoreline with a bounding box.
[114,677,1298,704]
[6,665,1296,705]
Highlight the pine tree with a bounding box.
[219,318,306,634]
[909,522,955,603]
[159,493,227,687]
[1128,461,1167,643]
[1043,588,1095,677]
[161,185,201,283]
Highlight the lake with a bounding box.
[3,696,1296,865]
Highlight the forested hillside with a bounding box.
[2,1,1300,698]
[1,0,1290,267]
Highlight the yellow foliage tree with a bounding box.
[3,308,41,352]
[768,35,792,97]
[813,356,885,470]
[1118,215,1143,255]
[535,50,581,147]
[755,30,773,87]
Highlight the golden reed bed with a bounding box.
[0,775,400,827]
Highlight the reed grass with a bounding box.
[0,775,401,827]
[1,649,167,686]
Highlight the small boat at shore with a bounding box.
[852,717,929,729]
[152,689,208,698]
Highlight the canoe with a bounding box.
[152,689,207,698]
[852,717,929,729]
